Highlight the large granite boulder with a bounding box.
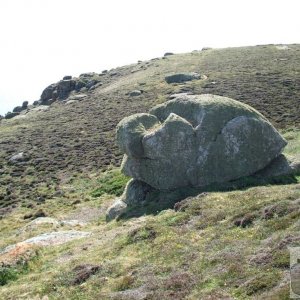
[117,94,286,190]
[106,94,287,220]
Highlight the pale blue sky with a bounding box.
[0,0,299,115]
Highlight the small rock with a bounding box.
[61,220,86,227]
[86,79,100,90]
[33,100,41,106]
[110,71,119,76]
[36,196,45,203]
[9,152,26,163]
[5,112,19,119]
[27,217,59,227]
[66,100,77,105]
[22,101,29,109]
[79,72,96,78]
[165,72,201,84]
[202,47,212,51]
[63,75,72,80]
[13,106,23,113]
[164,52,174,57]
[106,199,127,221]
[129,90,142,97]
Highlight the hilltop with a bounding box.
[0,44,300,299]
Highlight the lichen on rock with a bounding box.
[106,94,288,220]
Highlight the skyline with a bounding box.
[0,0,299,115]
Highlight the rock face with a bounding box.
[106,94,287,220]
[117,94,287,190]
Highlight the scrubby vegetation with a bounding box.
[0,45,300,299]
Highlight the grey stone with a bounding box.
[110,71,119,76]
[121,179,154,205]
[22,101,29,109]
[9,152,26,163]
[79,72,96,78]
[57,79,76,99]
[165,72,201,84]
[106,199,127,221]
[5,112,19,119]
[75,80,86,91]
[254,154,296,178]
[69,94,87,100]
[41,83,57,102]
[164,52,174,57]
[63,75,72,80]
[13,106,23,113]
[117,94,287,190]
[116,113,160,158]
[86,79,100,90]
[129,90,142,97]
[33,100,40,106]
[66,100,77,105]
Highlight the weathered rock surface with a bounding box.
[165,72,201,83]
[9,152,27,164]
[0,231,91,253]
[118,94,287,190]
[107,94,288,220]
[5,112,19,119]
[106,199,127,221]
[129,90,142,97]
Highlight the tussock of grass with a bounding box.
[90,169,129,198]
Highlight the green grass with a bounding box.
[90,169,129,198]
[0,267,18,286]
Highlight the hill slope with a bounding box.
[0,44,299,214]
[0,44,300,299]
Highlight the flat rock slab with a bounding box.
[1,230,91,254]
[20,217,87,232]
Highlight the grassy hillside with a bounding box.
[0,44,300,299]
[0,44,299,214]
